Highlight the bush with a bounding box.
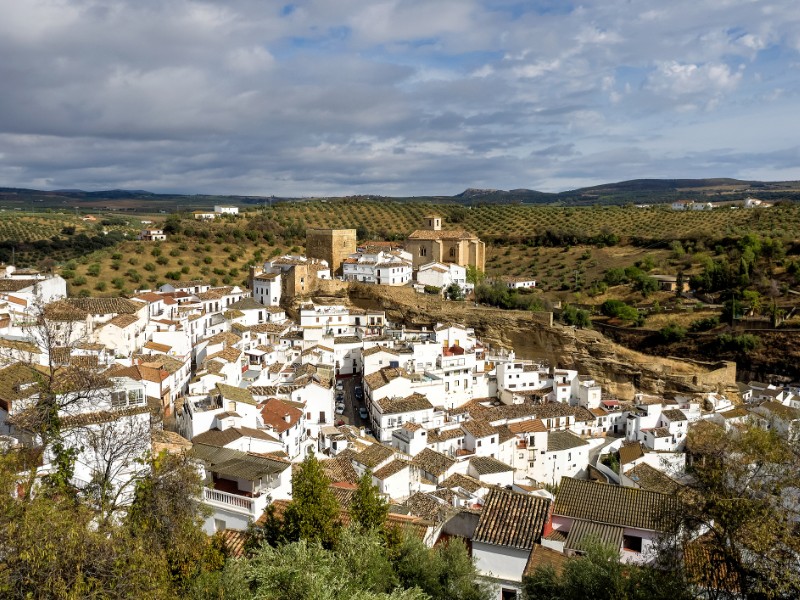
[600,299,639,322]
[716,333,760,353]
[561,305,591,328]
[424,285,441,295]
[87,263,101,277]
[658,322,687,343]
[689,316,719,332]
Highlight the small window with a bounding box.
[623,535,643,553]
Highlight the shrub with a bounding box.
[600,299,639,322]
[87,263,101,277]
[689,316,720,332]
[658,322,687,343]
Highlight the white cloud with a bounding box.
[0,0,798,194]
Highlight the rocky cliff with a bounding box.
[311,281,737,401]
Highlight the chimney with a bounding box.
[284,413,291,423]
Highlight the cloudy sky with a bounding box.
[1,0,799,196]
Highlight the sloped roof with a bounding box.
[474,488,550,550]
[354,443,395,468]
[373,459,410,480]
[411,448,454,476]
[215,383,256,406]
[66,297,144,314]
[553,477,676,532]
[564,519,624,553]
[376,393,433,415]
[461,418,498,439]
[524,544,571,577]
[469,455,514,475]
[624,463,680,494]
[547,430,588,452]
[259,398,303,433]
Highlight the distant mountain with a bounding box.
[2,178,800,211]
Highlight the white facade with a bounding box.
[253,273,281,307]
[214,205,239,215]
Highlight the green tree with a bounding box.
[658,422,800,598]
[263,453,342,548]
[466,265,485,285]
[523,541,690,600]
[446,283,465,301]
[350,470,389,532]
[126,452,218,594]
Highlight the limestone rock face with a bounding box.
[310,282,736,401]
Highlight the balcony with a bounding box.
[202,486,269,518]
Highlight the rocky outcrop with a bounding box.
[311,282,738,401]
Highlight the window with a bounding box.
[419,247,427,257]
[477,440,482,447]
[319,411,326,423]
[623,535,643,553]
[111,390,126,408]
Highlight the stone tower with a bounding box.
[306,228,357,276]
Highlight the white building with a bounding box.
[252,272,281,307]
[342,249,412,286]
[214,205,239,215]
[416,262,468,292]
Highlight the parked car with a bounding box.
[335,405,345,415]
[354,386,364,400]
[359,407,368,420]
[335,380,344,391]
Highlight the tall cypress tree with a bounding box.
[350,469,389,531]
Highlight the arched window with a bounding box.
[449,247,456,258]
[419,246,427,257]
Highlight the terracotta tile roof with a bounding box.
[334,335,361,344]
[373,459,410,480]
[524,544,571,577]
[192,426,278,447]
[411,448,455,477]
[718,406,748,419]
[546,430,588,452]
[215,383,256,406]
[438,472,484,494]
[208,346,242,363]
[362,345,400,357]
[60,404,151,429]
[461,418,498,439]
[376,393,433,415]
[758,401,800,420]
[553,477,676,531]
[403,492,448,522]
[624,463,680,494]
[259,398,303,433]
[564,519,623,552]
[320,456,360,484]
[220,529,247,559]
[426,427,465,444]
[354,443,395,468]
[495,424,516,445]
[107,313,139,328]
[197,286,235,300]
[228,297,267,311]
[0,279,36,292]
[469,456,514,475]
[474,488,550,549]
[571,406,596,423]
[508,419,547,434]
[407,228,478,241]
[205,331,242,346]
[364,366,406,390]
[617,441,644,465]
[66,297,144,315]
[144,341,171,353]
[662,408,687,421]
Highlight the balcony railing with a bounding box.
[202,487,264,516]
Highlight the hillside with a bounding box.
[3,177,800,211]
